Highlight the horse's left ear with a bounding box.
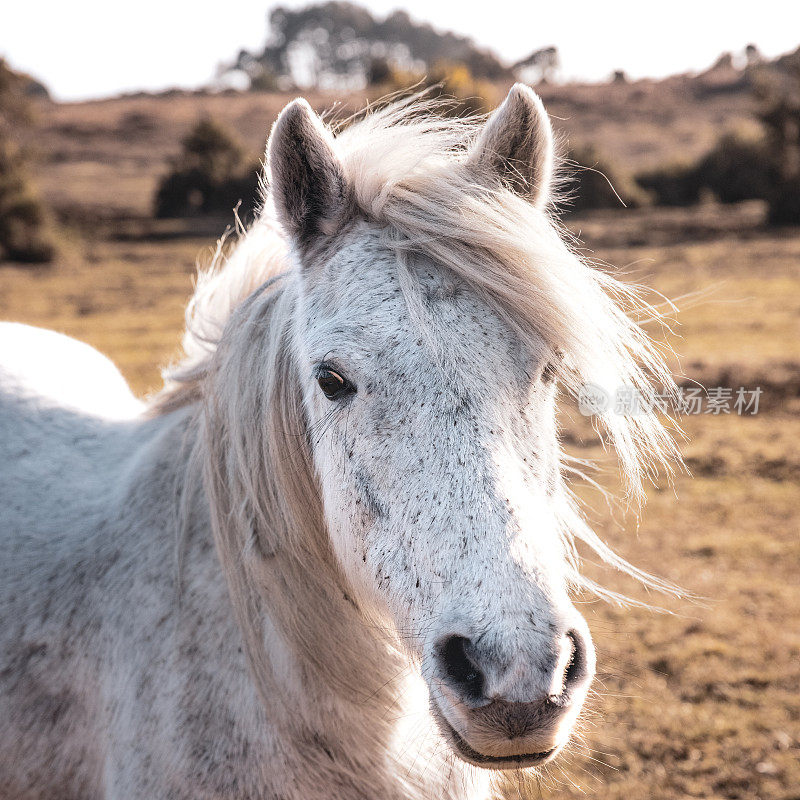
[467,83,554,208]
[266,98,350,248]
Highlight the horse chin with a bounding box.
[430,701,561,771]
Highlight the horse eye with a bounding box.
[317,368,355,401]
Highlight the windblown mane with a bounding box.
[153,95,682,603]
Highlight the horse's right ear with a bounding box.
[266,99,350,249]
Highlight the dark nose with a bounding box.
[437,628,591,707]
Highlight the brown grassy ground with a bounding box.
[1,86,798,799]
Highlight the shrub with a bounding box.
[367,57,393,86]
[0,60,55,263]
[155,167,261,219]
[364,59,501,117]
[425,61,500,115]
[561,145,647,212]
[176,117,245,183]
[0,139,55,263]
[697,133,775,203]
[248,69,280,93]
[155,117,260,219]
[636,162,703,207]
[637,49,800,224]
[752,49,800,224]
[636,133,774,208]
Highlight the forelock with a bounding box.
[331,98,681,501]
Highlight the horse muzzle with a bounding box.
[428,624,595,769]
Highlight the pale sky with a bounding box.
[3,0,799,101]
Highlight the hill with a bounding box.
[27,66,763,225]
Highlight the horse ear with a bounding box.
[266,98,350,248]
[467,83,554,208]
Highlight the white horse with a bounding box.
[0,85,680,799]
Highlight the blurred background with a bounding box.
[1,3,798,798]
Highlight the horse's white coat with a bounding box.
[0,323,143,417]
[0,87,678,799]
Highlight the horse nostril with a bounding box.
[561,629,589,695]
[438,635,485,700]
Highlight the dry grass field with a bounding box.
[1,82,798,799]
